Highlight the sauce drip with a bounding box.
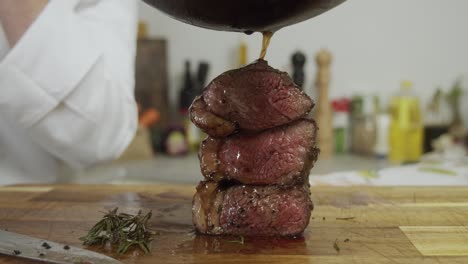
[259,32,274,60]
[197,182,219,216]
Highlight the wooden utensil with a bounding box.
[315,49,334,159]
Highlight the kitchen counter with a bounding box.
[0,184,467,263]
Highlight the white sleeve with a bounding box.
[0,0,138,168]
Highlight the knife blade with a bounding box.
[0,230,123,264]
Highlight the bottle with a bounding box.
[349,95,363,154]
[179,60,195,115]
[186,62,210,151]
[196,62,210,88]
[332,98,350,154]
[163,125,189,156]
[465,133,468,153]
[353,95,377,156]
[423,88,450,153]
[349,95,377,156]
[374,98,390,159]
[291,51,306,89]
[138,21,148,39]
[179,61,209,108]
[447,79,464,140]
[389,80,424,163]
[178,60,196,153]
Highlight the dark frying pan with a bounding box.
[142,0,346,33]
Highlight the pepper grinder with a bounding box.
[292,51,306,89]
[315,49,333,159]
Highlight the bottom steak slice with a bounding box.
[193,181,313,236]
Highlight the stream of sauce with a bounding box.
[259,32,274,60]
[198,181,219,216]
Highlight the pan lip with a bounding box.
[142,0,347,32]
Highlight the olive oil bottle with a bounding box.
[389,81,424,163]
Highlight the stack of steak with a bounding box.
[190,60,319,236]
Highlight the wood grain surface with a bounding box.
[0,185,467,263]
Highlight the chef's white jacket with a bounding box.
[0,0,138,185]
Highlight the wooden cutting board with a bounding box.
[0,184,468,264]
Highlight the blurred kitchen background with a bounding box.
[66,0,468,186]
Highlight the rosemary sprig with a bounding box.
[80,208,154,255]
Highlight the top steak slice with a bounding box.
[190,96,238,137]
[190,60,314,137]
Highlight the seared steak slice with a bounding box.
[199,119,319,186]
[190,96,238,138]
[193,181,313,236]
[190,60,314,137]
